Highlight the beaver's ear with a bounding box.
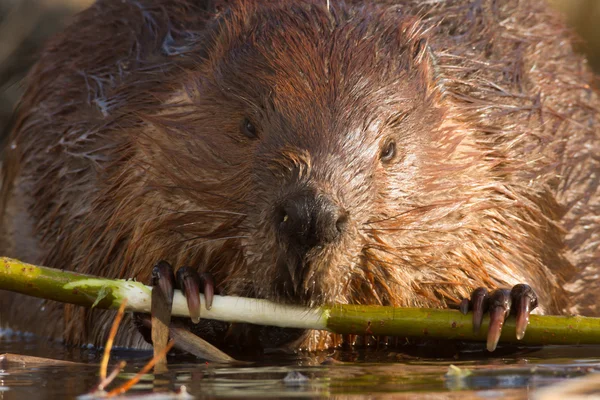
[199,1,258,64]
[412,37,447,100]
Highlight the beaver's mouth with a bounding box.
[273,249,313,303]
[270,243,346,306]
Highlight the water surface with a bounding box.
[1,333,599,399]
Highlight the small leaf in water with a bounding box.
[446,364,473,378]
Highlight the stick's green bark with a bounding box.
[1,257,599,347]
[324,305,600,346]
[0,257,150,311]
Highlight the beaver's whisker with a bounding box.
[146,235,250,254]
[146,184,250,206]
[136,210,247,225]
[180,235,250,247]
[363,206,438,225]
[360,227,444,233]
[363,200,468,226]
[363,243,436,252]
[158,208,247,217]
[167,220,245,231]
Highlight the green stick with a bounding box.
[1,257,599,346]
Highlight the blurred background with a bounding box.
[0,0,599,140]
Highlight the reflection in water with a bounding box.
[1,333,599,399]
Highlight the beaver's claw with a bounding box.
[175,265,214,324]
[135,261,215,344]
[459,284,538,352]
[154,261,214,324]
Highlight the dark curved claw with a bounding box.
[470,287,490,334]
[176,266,202,324]
[486,289,511,352]
[152,260,175,307]
[175,268,215,324]
[459,298,470,315]
[199,272,215,310]
[510,284,538,340]
[459,287,490,333]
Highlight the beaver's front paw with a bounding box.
[135,260,215,343]
[174,264,215,324]
[459,284,538,352]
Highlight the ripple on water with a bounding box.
[1,335,599,399]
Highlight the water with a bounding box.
[1,333,599,399]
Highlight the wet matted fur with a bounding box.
[0,0,598,351]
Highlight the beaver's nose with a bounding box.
[276,192,348,250]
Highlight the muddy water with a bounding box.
[1,332,599,399]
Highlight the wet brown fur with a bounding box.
[0,0,598,351]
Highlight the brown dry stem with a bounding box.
[106,340,175,397]
[99,299,128,383]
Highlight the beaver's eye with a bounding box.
[379,139,396,163]
[241,118,258,139]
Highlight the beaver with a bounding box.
[0,0,598,353]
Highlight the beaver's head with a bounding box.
[140,2,490,310]
[181,2,458,307]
